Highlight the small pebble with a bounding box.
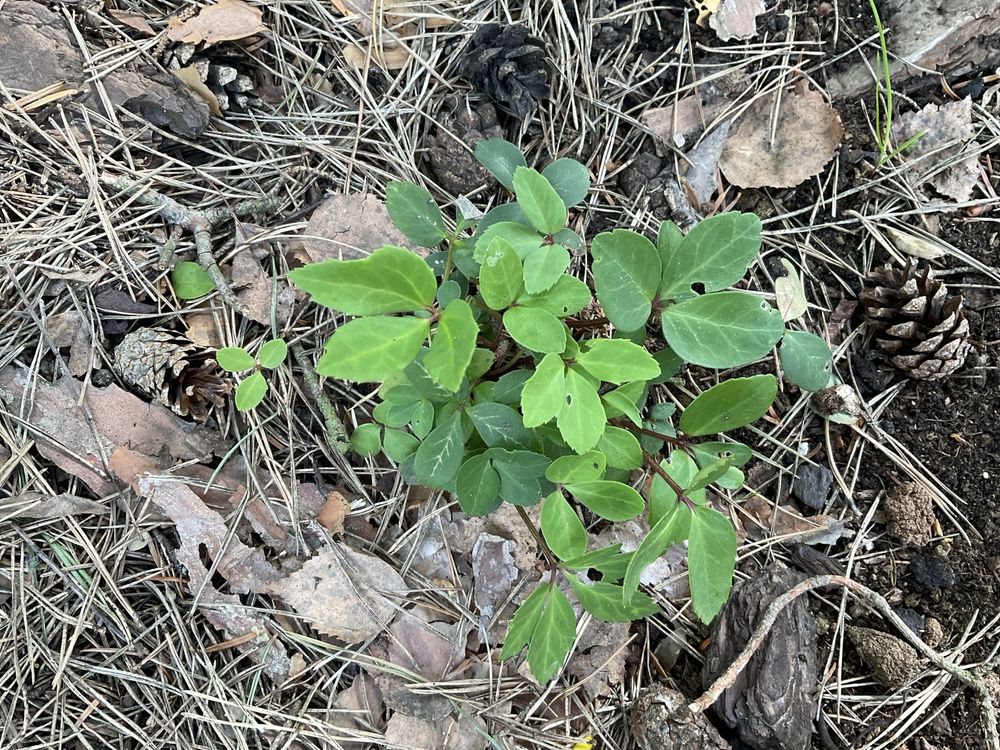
[792,463,835,511]
[907,554,956,591]
[847,626,922,689]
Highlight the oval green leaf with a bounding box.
[517,274,591,318]
[540,491,587,561]
[385,181,446,247]
[413,413,465,487]
[542,158,590,207]
[289,245,436,315]
[557,368,605,454]
[474,138,527,191]
[779,330,834,392]
[522,243,570,294]
[456,454,502,516]
[425,299,478,392]
[661,291,784,368]
[679,374,777,436]
[521,353,566,427]
[317,316,429,382]
[503,306,566,354]
[565,480,644,521]
[658,212,761,300]
[235,371,267,411]
[216,346,256,372]
[350,423,382,456]
[568,578,659,622]
[478,238,523,310]
[513,166,567,235]
[257,339,287,369]
[687,506,737,622]
[172,261,215,299]
[591,229,661,332]
[545,451,606,484]
[576,339,660,384]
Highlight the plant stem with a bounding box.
[611,418,689,448]
[641,448,694,509]
[290,342,350,454]
[867,0,893,164]
[514,504,559,572]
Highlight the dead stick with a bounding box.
[690,574,999,750]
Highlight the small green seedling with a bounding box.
[216,338,288,411]
[289,140,834,682]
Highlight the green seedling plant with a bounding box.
[216,338,288,410]
[288,140,833,683]
[867,0,923,164]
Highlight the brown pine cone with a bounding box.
[428,101,505,195]
[114,328,230,421]
[458,24,551,118]
[859,264,971,380]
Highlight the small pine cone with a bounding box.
[428,101,505,194]
[859,264,971,380]
[458,24,551,118]
[114,328,230,421]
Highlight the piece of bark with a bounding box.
[629,685,730,749]
[702,564,818,750]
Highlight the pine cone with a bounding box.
[458,24,551,118]
[859,264,971,380]
[164,43,260,112]
[428,101,505,194]
[114,328,230,421]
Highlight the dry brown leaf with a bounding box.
[471,533,518,640]
[386,610,467,680]
[720,86,843,188]
[108,10,156,35]
[342,41,411,70]
[681,122,730,209]
[265,544,408,643]
[774,258,808,322]
[708,0,765,41]
[166,0,268,46]
[565,618,629,699]
[137,475,290,678]
[743,495,848,546]
[326,675,385,750]
[317,490,350,534]
[891,98,979,202]
[184,310,224,348]
[43,310,92,376]
[40,267,106,283]
[300,193,418,262]
[0,491,107,519]
[172,66,222,117]
[885,227,948,260]
[229,248,293,325]
[383,712,486,750]
[643,94,732,146]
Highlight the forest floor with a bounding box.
[1,0,999,748]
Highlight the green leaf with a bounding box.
[469,402,533,449]
[436,279,463,308]
[690,441,752,467]
[601,381,645,426]
[383,428,419,462]
[503,307,566,354]
[500,584,549,661]
[425,299,477,392]
[350,423,382,456]
[687,506,737,622]
[474,221,543,262]
[557,368,605,453]
[235,371,267,411]
[779,330,834,392]
[317,316,429,382]
[474,138,527,191]
[545,451,606,483]
[409,400,435,439]
[648,451,704,526]
[540,491,587,561]
[488,449,551,506]
[478,238,523,310]
[257,339,287,369]
[565,480,644,521]
[679,374,777,436]
[492,369,533,406]
[172,261,215,299]
[658,212,761,300]
[385,181,446,247]
[656,220,683,256]
[591,230,661,332]
[596,427,642,470]
[216,346,256,372]
[542,158,590,207]
[687,458,733,492]
[468,348,494,381]
[521,353,566,427]
[562,544,624,570]
[522,244,570,294]
[622,505,691,604]
[567,578,659,622]
[456,454,502,516]
[576,340,660,384]
[289,245,436,315]
[650,346,684,384]
[413,413,465,487]
[513,166,567,235]
[661,291,784,368]
[552,228,583,250]
[517,274,591,318]
[475,202,527,238]
[526,586,576,682]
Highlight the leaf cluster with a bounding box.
[215,338,287,410]
[288,140,834,683]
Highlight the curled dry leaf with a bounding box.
[166,0,268,46]
[743,495,848,546]
[774,258,808,322]
[891,98,979,202]
[264,544,408,643]
[298,193,417,263]
[172,66,222,116]
[386,610,468,680]
[108,10,156,36]
[708,0,765,41]
[317,490,350,534]
[720,85,844,189]
[643,94,732,146]
[0,491,107,519]
[885,227,947,260]
[682,122,730,210]
[137,476,290,679]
